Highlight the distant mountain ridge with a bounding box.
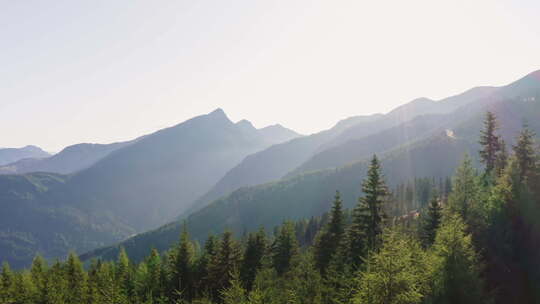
[0,141,133,175]
[82,69,540,263]
[0,146,50,166]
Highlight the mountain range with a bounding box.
[0,111,299,268]
[1,70,539,268]
[81,70,540,263]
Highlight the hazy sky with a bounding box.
[2,0,540,151]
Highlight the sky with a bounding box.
[1,0,540,152]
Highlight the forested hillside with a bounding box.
[6,113,539,304]
[0,173,132,269]
[188,71,539,218]
[85,90,540,264]
[0,109,299,268]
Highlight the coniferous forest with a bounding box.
[1,112,539,304]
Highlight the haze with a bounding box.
[1,0,539,151]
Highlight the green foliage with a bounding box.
[479,111,502,174]
[420,196,442,247]
[314,191,345,275]
[1,119,539,304]
[240,228,267,291]
[353,229,433,304]
[430,214,487,304]
[272,221,300,276]
[513,124,537,181]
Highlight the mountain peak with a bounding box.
[209,108,227,117]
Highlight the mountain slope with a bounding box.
[0,146,50,166]
[81,130,476,263]
[46,109,298,232]
[0,173,133,269]
[0,109,298,268]
[185,114,382,216]
[289,70,539,174]
[82,72,540,263]
[0,141,133,175]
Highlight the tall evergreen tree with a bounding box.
[347,155,388,268]
[353,229,432,304]
[170,224,195,301]
[513,124,537,181]
[240,228,267,291]
[495,139,508,177]
[0,262,14,304]
[65,252,88,304]
[479,111,502,174]
[272,221,300,276]
[207,230,242,299]
[431,214,486,304]
[420,196,443,247]
[30,255,47,304]
[44,260,68,304]
[314,191,345,275]
[196,234,218,295]
[447,155,479,221]
[116,247,133,301]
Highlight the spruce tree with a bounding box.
[30,255,47,304]
[431,214,486,304]
[196,234,218,294]
[347,155,388,268]
[353,229,431,304]
[420,196,443,247]
[116,247,133,301]
[0,262,14,304]
[513,124,537,181]
[447,155,479,221]
[207,230,242,299]
[479,111,501,174]
[272,221,300,275]
[314,191,345,275]
[170,224,195,301]
[65,252,88,304]
[44,260,68,304]
[240,228,267,291]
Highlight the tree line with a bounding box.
[1,111,539,304]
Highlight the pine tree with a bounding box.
[314,191,345,275]
[513,124,537,182]
[347,155,388,269]
[30,255,47,304]
[146,248,166,300]
[207,230,242,299]
[116,247,133,301]
[479,111,501,174]
[353,229,432,304]
[447,155,479,221]
[196,234,217,295]
[11,271,35,304]
[44,260,68,304]
[65,252,88,304]
[420,196,443,247]
[0,262,14,304]
[240,228,267,291]
[221,271,248,304]
[272,221,300,276]
[431,214,486,304]
[170,224,195,302]
[495,139,508,177]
